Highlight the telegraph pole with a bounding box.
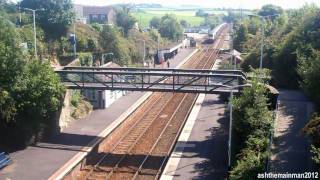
[157,34,160,50]
[32,10,36,58]
[143,40,146,66]
[18,2,21,26]
[248,14,279,69]
[73,18,77,60]
[259,18,264,69]
[228,89,233,169]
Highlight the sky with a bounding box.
[71,0,320,9]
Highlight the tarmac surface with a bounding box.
[0,48,195,180]
[162,32,231,180]
[270,90,315,173]
[173,94,228,180]
[162,90,315,180]
[161,93,228,180]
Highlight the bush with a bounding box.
[150,16,160,29]
[302,113,320,145]
[68,23,100,53]
[230,70,273,178]
[297,48,320,106]
[302,112,320,171]
[87,38,97,52]
[91,23,103,32]
[100,25,131,66]
[79,52,93,66]
[70,91,81,107]
[0,15,65,149]
[230,149,265,180]
[311,145,320,169]
[70,90,93,119]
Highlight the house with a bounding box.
[74,4,116,24]
[81,62,127,109]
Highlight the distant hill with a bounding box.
[135,3,162,8]
[180,4,201,8]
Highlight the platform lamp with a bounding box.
[248,14,280,69]
[22,7,45,60]
[138,39,146,67]
[218,84,252,169]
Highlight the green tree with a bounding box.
[272,5,319,88]
[87,38,97,52]
[195,9,207,17]
[203,14,223,29]
[99,25,130,65]
[0,14,64,148]
[159,14,183,41]
[230,70,273,179]
[180,19,188,28]
[91,23,103,33]
[21,0,74,39]
[234,23,248,52]
[115,6,136,37]
[223,10,240,23]
[0,15,23,122]
[302,113,320,171]
[258,4,283,18]
[246,17,260,35]
[297,48,320,105]
[148,28,161,41]
[149,16,160,29]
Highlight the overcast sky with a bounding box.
[71,0,320,9]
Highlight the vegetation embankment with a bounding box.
[70,91,92,119]
[0,0,187,150]
[232,3,320,173]
[0,8,65,150]
[229,70,273,179]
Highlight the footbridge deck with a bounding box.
[56,67,247,94]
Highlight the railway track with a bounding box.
[74,26,228,180]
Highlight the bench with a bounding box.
[0,152,11,170]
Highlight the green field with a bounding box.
[132,10,205,28]
[133,8,253,28]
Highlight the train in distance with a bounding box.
[203,23,227,44]
[154,38,196,65]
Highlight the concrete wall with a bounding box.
[104,90,126,108]
[55,90,74,131]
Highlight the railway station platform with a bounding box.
[161,57,229,180]
[0,48,196,180]
[160,93,229,180]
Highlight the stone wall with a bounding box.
[57,90,74,131]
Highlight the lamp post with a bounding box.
[139,40,146,66]
[23,8,44,60]
[224,84,252,169]
[230,23,236,70]
[73,10,77,61]
[248,14,279,69]
[18,2,21,26]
